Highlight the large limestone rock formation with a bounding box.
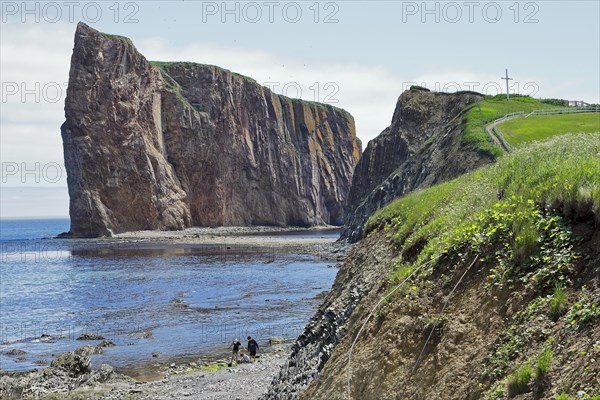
[61,23,360,237]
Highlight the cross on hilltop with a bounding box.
[501,69,513,101]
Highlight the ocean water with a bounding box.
[0,219,338,372]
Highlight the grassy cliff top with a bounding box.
[150,61,257,83]
[462,96,570,157]
[149,60,347,114]
[98,31,134,45]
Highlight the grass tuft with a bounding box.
[555,394,576,400]
[548,286,568,319]
[507,364,532,396]
[534,347,553,382]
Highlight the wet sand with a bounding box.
[113,226,341,246]
[108,225,350,261]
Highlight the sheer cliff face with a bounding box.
[343,88,491,241]
[61,23,360,237]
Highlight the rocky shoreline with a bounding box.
[1,344,291,399]
[109,346,292,400]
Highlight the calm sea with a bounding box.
[0,218,337,372]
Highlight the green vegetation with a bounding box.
[566,295,600,330]
[486,381,506,400]
[535,347,553,381]
[555,394,576,400]
[150,60,257,83]
[151,60,221,71]
[483,298,547,382]
[483,324,527,381]
[200,361,229,372]
[499,113,600,147]
[149,61,178,69]
[554,394,599,400]
[506,364,532,396]
[99,31,133,45]
[462,95,564,157]
[149,61,336,111]
[540,98,570,107]
[548,286,569,319]
[366,134,600,399]
[366,134,599,292]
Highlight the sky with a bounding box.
[1,0,599,218]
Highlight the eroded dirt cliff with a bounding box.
[61,23,360,237]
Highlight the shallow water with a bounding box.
[0,219,337,372]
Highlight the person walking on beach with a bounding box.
[247,336,259,362]
[229,338,243,366]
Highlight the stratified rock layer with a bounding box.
[61,23,360,237]
[343,87,492,241]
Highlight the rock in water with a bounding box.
[343,87,492,241]
[73,344,103,357]
[50,352,91,377]
[61,23,361,238]
[76,332,105,341]
[3,349,27,356]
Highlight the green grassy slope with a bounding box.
[499,113,600,147]
[366,133,599,285]
[360,134,599,398]
[462,95,567,157]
